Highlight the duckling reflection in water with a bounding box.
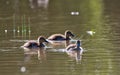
[29,0,49,9]
[48,30,74,47]
[66,40,83,62]
[20,47,46,73]
[23,47,47,63]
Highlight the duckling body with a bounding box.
[48,30,74,41]
[48,34,67,40]
[22,41,45,48]
[21,36,48,48]
[66,40,83,60]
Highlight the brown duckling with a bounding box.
[48,30,74,41]
[21,36,48,48]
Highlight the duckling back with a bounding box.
[21,36,48,49]
[48,34,66,40]
[22,41,39,48]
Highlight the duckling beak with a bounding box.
[71,34,75,37]
[45,40,49,43]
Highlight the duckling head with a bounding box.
[65,30,74,38]
[38,36,48,43]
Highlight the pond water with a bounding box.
[0,0,120,75]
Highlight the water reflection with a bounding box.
[23,47,46,63]
[29,0,49,9]
[20,47,46,73]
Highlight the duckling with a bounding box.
[48,30,74,41]
[21,36,48,48]
[66,40,83,61]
